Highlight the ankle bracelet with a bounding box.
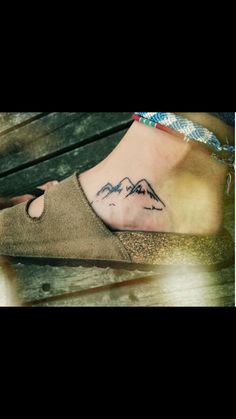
[133,112,235,168]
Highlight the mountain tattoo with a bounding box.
[93,177,166,211]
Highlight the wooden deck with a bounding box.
[0,112,235,306]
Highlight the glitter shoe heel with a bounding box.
[115,229,234,272]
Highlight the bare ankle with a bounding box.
[80,121,228,234]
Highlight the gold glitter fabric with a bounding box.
[115,229,234,267]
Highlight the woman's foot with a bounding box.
[28,118,231,235]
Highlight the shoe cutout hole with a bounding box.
[27,195,45,219]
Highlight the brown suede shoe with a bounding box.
[0,173,234,272]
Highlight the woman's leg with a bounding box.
[28,112,234,235]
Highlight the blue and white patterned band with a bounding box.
[135,112,235,167]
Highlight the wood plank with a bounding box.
[0,257,234,307]
[0,112,132,176]
[0,112,44,135]
[11,262,234,307]
[10,266,234,306]
[0,112,83,174]
[34,271,235,307]
[0,129,127,197]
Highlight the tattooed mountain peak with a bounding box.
[127,179,157,197]
[96,178,166,210]
[126,179,165,206]
[97,177,134,198]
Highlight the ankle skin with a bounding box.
[79,121,228,235]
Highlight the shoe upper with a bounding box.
[0,173,131,262]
